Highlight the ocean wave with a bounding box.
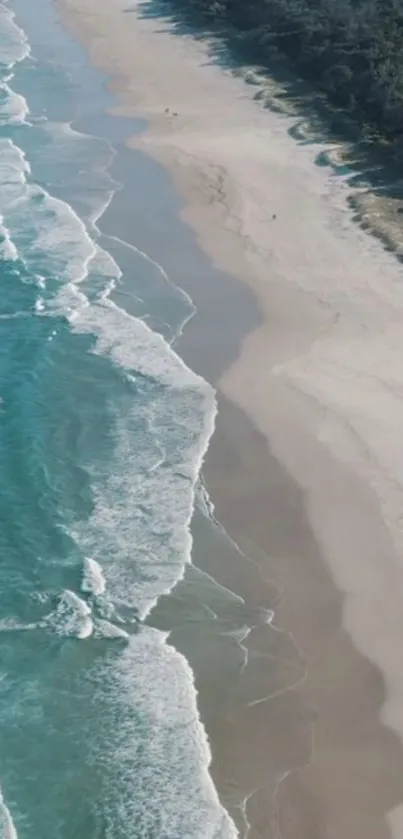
[0,135,119,298]
[68,294,216,619]
[0,1,30,69]
[0,79,28,123]
[34,296,44,313]
[0,35,221,755]
[0,7,236,837]
[81,557,106,596]
[43,589,93,640]
[38,588,131,641]
[93,628,236,839]
[0,138,30,219]
[0,217,17,260]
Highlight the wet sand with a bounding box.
[54,0,403,835]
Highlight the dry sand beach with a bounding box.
[55,0,403,835]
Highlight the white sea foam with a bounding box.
[90,628,236,838]
[37,585,131,641]
[0,618,37,632]
[0,136,117,297]
[44,590,93,640]
[0,139,30,225]
[93,619,129,640]
[0,1,30,68]
[13,105,232,831]
[0,217,18,260]
[0,124,217,632]
[67,295,216,620]
[0,787,17,839]
[81,557,106,596]
[33,199,96,282]
[0,79,29,124]
[0,28,236,836]
[0,101,228,831]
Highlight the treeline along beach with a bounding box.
[166,0,403,158]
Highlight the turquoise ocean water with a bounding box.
[0,1,239,836]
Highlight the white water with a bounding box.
[81,557,106,596]
[0,2,238,837]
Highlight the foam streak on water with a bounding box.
[0,789,17,839]
[81,557,106,596]
[0,1,29,67]
[0,2,238,837]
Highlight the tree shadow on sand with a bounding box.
[126,0,403,263]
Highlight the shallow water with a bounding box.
[0,1,241,835]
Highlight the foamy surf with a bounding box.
[38,587,131,641]
[92,618,129,639]
[69,294,216,620]
[0,1,238,836]
[0,1,29,68]
[0,79,28,123]
[0,789,17,839]
[45,590,93,639]
[0,218,17,260]
[81,557,106,596]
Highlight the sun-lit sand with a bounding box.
[55,0,403,834]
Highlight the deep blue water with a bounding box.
[0,1,238,836]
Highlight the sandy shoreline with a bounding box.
[54,0,403,835]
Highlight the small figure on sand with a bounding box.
[272,213,277,220]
